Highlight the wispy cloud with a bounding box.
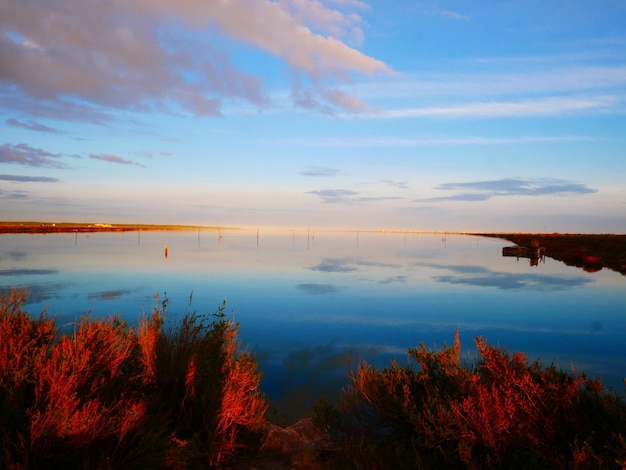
[0,143,68,169]
[0,174,60,182]
[0,189,28,200]
[356,64,626,102]
[362,95,618,119]
[300,166,341,177]
[440,10,471,21]
[307,189,360,204]
[277,135,596,148]
[417,178,597,203]
[380,179,409,189]
[307,188,402,205]
[6,118,62,133]
[89,153,145,167]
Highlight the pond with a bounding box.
[2,229,625,424]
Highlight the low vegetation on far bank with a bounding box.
[2,290,625,468]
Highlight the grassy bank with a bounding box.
[474,233,626,275]
[2,290,625,469]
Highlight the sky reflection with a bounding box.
[1,230,624,423]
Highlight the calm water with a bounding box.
[2,230,625,423]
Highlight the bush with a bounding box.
[334,330,626,469]
[0,289,268,469]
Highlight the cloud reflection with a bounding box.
[0,283,69,305]
[295,283,341,295]
[307,257,357,273]
[0,268,58,276]
[428,264,592,291]
[87,289,133,301]
[258,341,381,425]
[307,257,400,273]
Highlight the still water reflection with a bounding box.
[1,230,625,423]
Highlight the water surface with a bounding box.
[2,230,624,423]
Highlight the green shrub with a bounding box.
[0,289,268,469]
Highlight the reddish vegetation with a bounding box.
[477,233,626,275]
[3,286,626,468]
[332,331,626,469]
[0,289,267,469]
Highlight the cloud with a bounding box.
[307,188,403,205]
[300,166,341,177]
[275,0,367,46]
[6,118,62,133]
[307,188,360,204]
[440,10,471,21]
[0,143,68,168]
[0,0,390,119]
[417,178,597,202]
[89,153,145,167]
[321,88,369,112]
[0,174,59,182]
[380,179,409,189]
[0,189,27,200]
[362,95,618,119]
[0,95,114,125]
[275,135,596,148]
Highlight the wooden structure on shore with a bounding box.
[502,240,545,266]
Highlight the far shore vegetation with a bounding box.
[2,288,625,469]
[0,221,238,234]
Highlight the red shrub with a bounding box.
[337,330,626,469]
[0,289,268,469]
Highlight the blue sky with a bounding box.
[1,0,625,232]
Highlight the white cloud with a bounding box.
[273,134,597,148]
[0,0,391,118]
[361,95,619,119]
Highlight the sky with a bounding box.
[1,0,625,233]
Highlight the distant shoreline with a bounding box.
[0,221,238,234]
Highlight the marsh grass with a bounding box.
[0,289,267,469]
